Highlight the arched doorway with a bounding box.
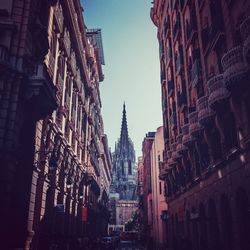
[208,199,221,250]
[221,194,233,250]
[235,188,250,250]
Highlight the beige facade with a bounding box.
[150,126,168,248]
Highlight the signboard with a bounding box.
[82,207,88,222]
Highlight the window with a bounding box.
[159,182,162,195]
[121,161,124,175]
[128,160,132,175]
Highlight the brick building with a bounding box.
[0,0,111,249]
[151,0,250,250]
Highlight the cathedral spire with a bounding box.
[120,103,129,147]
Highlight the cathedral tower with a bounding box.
[110,104,137,200]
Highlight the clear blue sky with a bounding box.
[81,0,162,157]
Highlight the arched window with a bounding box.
[128,160,132,175]
[121,161,124,175]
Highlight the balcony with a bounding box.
[175,52,183,74]
[167,150,176,168]
[168,79,174,96]
[28,64,58,119]
[197,95,215,126]
[221,46,249,91]
[208,74,230,110]
[172,150,181,161]
[182,123,194,146]
[240,16,250,62]
[189,111,203,138]
[190,59,201,87]
[176,134,188,155]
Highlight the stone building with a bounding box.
[151,0,250,250]
[0,0,111,249]
[140,129,168,248]
[109,104,138,227]
[150,126,168,249]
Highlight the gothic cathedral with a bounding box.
[110,104,137,200]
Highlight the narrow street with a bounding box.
[1,0,250,249]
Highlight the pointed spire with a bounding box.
[120,102,129,149]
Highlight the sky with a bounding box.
[81,0,162,157]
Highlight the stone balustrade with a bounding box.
[182,123,194,146]
[189,111,203,137]
[197,95,215,126]
[166,150,176,168]
[221,46,249,90]
[208,74,230,109]
[176,134,188,155]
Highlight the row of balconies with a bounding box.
[160,16,250,196]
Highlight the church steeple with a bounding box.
[119,103,129,150]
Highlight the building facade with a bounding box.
[151,0,250,250]
[0,0,111,249]
[150,126,168,249]
[140,132,155,243]
[115,200,138,226]
[140,128,168,248]
[109,104,138,226]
